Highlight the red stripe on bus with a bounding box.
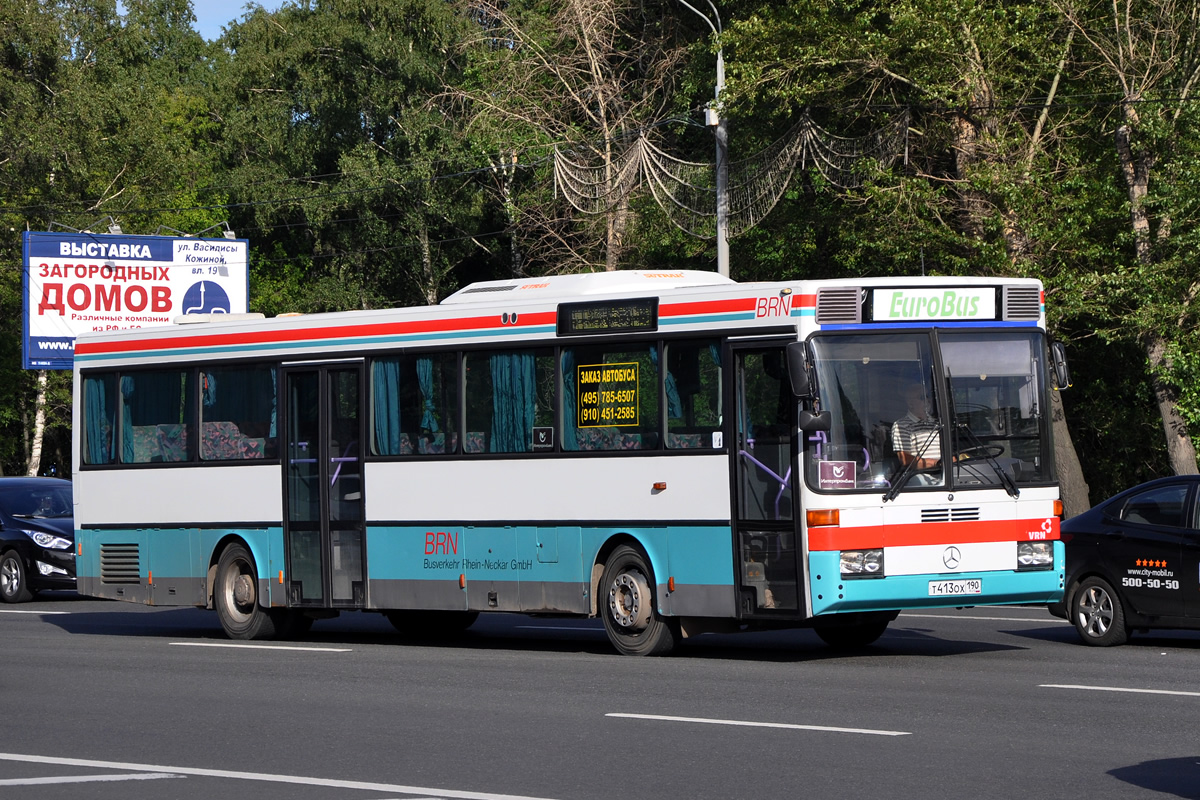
[75,311,559,356]
[659,298,757,317]
[808,517,1060,551]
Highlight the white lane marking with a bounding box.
[0,753,561,800]
[1041,684,1200,698]
[169,642,351,653]
[0,609,69,615]
[0,772,182,786]
[900,613,1068,624]
[607,713,910,737]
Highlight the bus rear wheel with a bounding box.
[214,543,279,640]
[600,545,679,656]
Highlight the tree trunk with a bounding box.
[1051,388,1090,517]
[1146,334,1200,474]
[419,223,437,306]
[27,370,47,477]
[1114,116,1198,474]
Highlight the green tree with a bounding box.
[213,0,492,310]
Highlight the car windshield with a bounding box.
[0,484,73,519]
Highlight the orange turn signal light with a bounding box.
[1053,499,1064,518]
[807,509,840,527]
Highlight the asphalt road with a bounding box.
[3,594,1199,800]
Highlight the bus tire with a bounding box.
[0,551,33,603]
[600,544,679,656]
[214,543,279,640]
[385,610,478,637]
[814,619,889,649]
[1071,576,1128,646]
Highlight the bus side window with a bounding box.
[464,349,553,454]
[372,354,458,456]
[82,373,118,465]
[562,345,657,452]
[120,369,195,464]
[665,340,721,449]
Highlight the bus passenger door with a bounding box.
[282,365,367,610]
[732,346,805,617]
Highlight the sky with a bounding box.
[191,1,280,41]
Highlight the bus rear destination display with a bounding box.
[557,297,657,336]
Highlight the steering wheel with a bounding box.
[956,444,1005,460]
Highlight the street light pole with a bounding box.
[678,0,729,278]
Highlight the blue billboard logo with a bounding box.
[181,281,231,315]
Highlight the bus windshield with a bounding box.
[805,331,1052,492]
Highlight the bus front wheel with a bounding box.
[600,545,679,656]
[214,543,279,640]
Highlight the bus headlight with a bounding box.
[1016,542,1053,569]
[841,549,884,577]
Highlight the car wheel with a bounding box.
[0,551,33,603]
[1071,576,1128,646]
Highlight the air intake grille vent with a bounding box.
[100,543,141,584]
[1003,286,1040,320]
[461,284,516,294]
[816,287,862,324]
[921,507,981,523]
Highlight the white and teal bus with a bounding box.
[71,270,1068,655]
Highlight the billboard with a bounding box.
[22,231,250,369]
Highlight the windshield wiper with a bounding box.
[883,419,943,503]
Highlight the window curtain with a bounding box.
[417,357,439,432]
[120,376,135,463]
[490,352,535,452]
[561,350,578,450]
[372,360,402,455]
[84,376,113,464]
[651,348,682,419]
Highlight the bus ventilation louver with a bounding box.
[100,543,142,584]
[1002,286,1040,320]
[815,288,863,324]
[921,507,981,523]
[461,285,517,294]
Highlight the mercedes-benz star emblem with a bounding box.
[943,546,962,570]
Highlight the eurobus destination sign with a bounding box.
[871,287,997,322]
[22,231,250,370]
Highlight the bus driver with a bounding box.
[892,383,941,470]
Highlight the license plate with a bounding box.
[928,579,982,596]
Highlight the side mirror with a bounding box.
[799,409,831,432]
[785,341,813,398]
[1051,341,1071,390]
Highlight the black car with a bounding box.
[1049,475,1200,645]
[0,477,75,602]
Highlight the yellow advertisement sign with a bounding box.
[577,362,638,427]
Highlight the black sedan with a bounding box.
[1049,475,1200,645]
[0,477,75,603]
